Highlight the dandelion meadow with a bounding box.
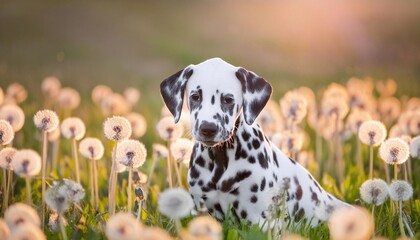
[1,1,420,239]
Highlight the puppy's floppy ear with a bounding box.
[236,67,272,125]
[160,66,194,123]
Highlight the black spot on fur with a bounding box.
[272,150,279,167]
[240,210,248,219]
[248,156,256,164]
[252,139,260,149]
[251,184,258,192]
[214,203,224,218]
[310,187,320,205]
[233,200,239,209]
[260,178,266,191]
[198,180,203,186]
[220,170,252,192]
[257,153,268,169]
[196,156,205,167]
[295,185,303,200]
[295,208,305,222]
[250,195,258,203]
[241,131,251,142]
[190,166,200,179]
[269,181,273,188]
[289,157,297,165]
[211,95,215,105]
[190,180,196,187]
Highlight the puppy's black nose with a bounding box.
[199,121,218,138]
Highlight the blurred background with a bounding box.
[1,0,420,105]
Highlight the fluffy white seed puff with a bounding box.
[0,119,14,145]
[48,212,67,233]
[170,137,194,165]
[156,116,184,141]
[92,84,113,105]
[152,144,168,161]
[45,179,85,214]
[33,109,59,132]
[105,212,142,240]
[410,135,420,158]
[79,137,104,160]
[0,219,10,240]
[101,93,131,116]
[280,90,308,124]
[187,215,222,240]
[123,87,141,106]
[103,116,132,141]
[358,120,387,146]
[0,104,25,132]
[158,188,194,219]
[4,203,41,230]
[41,76,61,99]
[6,83,28,104]
[359,179,389,205]
[125,112,147,139]
[12,149,41,177]
[346,109,372,134]
[379,138,410,165]
[116,139,147,168]
[61,117,86,140]
[328,206,374,240]
[389,180,413,201]
[58,87,80,110]
[0,147,16,170]
[8,223,46,240]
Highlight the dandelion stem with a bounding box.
[93,160,99,210]
[166,141,173,188]
[356,139,363,171]
[89,160,95,209]
[25,177,32,205]
[4,169,12,210]
[174,219,182,237]
[127,165,133,212]
[108,143,117,215]
[394,164,398,180]
[398,201,406,237]
[371,205,375,238]
[59,213,68,240]
[145,154,158,189]
[173,161,183,188]
[1,168,6,214]
[369,145,373,179]
[41,130,48,230]
[72,139,80,184]
[137,199,143,222]
[403,162,408,182]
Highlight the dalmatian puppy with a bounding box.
[160,58,346,227]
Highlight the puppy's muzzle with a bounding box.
[199,121,218,141]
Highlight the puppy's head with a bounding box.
[160,58,272,147]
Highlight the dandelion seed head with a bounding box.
[6,83,28,104]
[45,184,70,214]
[378,97,401,122]
[58,87,80,110]
[141,227,172,240]
[123,87,141,106]
[103,116,132,141]
[158,188,194,219]
[8,223,46,240]
[156,116,183,141]
[105,212,142,240]
[33,109,59,132]
[0,104,25,132]
[389,180,413,201]
[47,127,61,142]
[324,83,349,101]
[152,144,168,159]
[256,100,284,136]
[405,97,420,112]
[321,96,349,120]
[92,85,113,105]
[379,138,410,165]
[376,78,397,97]
[0,147,16,170]
[132,169,148,185]
[346,109,372,134]
[358,120,387,146]
[0,219,10,240]
[389,124,408,138]
[12,149,41,177]
[170,138,194,165]
[0,120,14,145]
[347,77,374,96]
[280,90,308,124]
[41,76,61,99]
[116,139,147,168]
[59,178,85,202]
[101,93,130,116]
[410,135,420,158]
[79,137,104,160]
[126,112,147,139]
[188,215,222,240]
[408,111,420,135]
[328,206,374,240]
[48,212,67,233]
[4,203,40,230]
[360,179,389,205]
[61,117,86,140]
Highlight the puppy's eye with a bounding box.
[190,93,201,102]
[222,96,234,104]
